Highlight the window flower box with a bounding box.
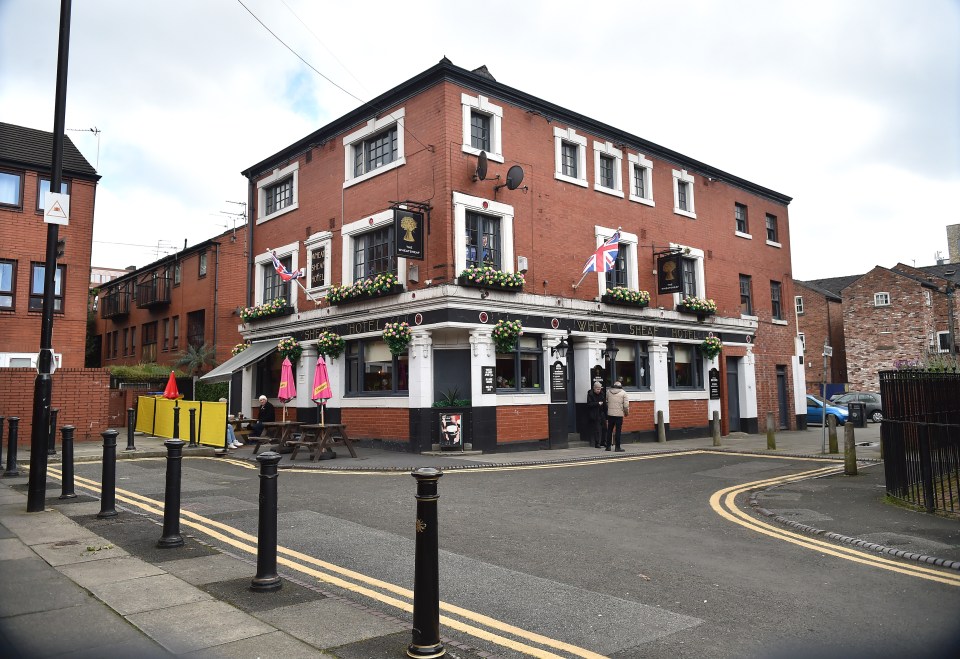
[601,287,650,308]
[327,273,403,305]
[240,298,294,323]
[457,266,524,292]
[676,296,718,318]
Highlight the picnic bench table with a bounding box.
[252,421,302,455]
[288,423,356,461]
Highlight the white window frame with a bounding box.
[553,127,588,187]
[341,210,408,286]
[254,240,300,310]
[593,141,624,198]
[924,290,932,306]
[795,295,804,315]
[461,94,503,163]
[305,230,332,295]
[342,108,406,189]
[937,331,951,353]
[670,243,706,305]
[874,292,891,307]
[256,161,299,225]
[452,192,515,274]
[765,213,781,247]
[627,152,654,206]
[672,169,696,219]
[798,332,806,352]
[596,226,638,296]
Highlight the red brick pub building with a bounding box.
[211,59,804,452]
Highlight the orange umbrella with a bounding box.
[162,371,179,399]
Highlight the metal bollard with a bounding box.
[843,422,858,476]
[766,412,776,450]
[712,410,721,447]
[157,439,186,548]
[408,467,445,659]
[828,415,839,454]
[656,410,666,444]
[97,430,118,518]
[59,426,77,499]
[0,415,5,467]
[172,405,181,440]
[4,417,20,477]
[47,408,59,456]
[125,408,136,451]
[188,408,197,447]
[250,451,282,592]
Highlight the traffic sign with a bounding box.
[823,345,833,357]
[44,192,70,225]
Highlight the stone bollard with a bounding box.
[172,405,181,440]
[844,423,858,476]
[4,417,20,477]
[59,426,77,499]
[712,411,721,447]
[97,430,118,518]
[250,451,282,592]
[158,439,186,548]
[766,412,776,450]
[828,415,839,454]
[657,410,666,444]
[408,467,445,659]
[125,408,136,451]
[188,408,197,448]
[47,408,59,456]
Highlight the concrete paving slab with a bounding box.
[0,556,90,617]
[127,600,275,655]
[0,522,15,539]
[32,535,129,566]
[53,637,172,658]
[58,555,166,588]
[0,507,101,546]
[157,553,255,586]
[200,576,326,613]
[183,630,326,658]
[257,599,407,650]
[0,536,35,560]
[332,631,487,659]
[89,573,212,615]
[55,499,106,517]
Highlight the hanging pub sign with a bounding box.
[657,252,683,294]
[394,208,424,260]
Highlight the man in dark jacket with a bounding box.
[251,395,275,437]
[586,380,606,448]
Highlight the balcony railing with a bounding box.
[136,276,172,309]
[101,289,131,319]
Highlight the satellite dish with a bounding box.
[475,151,488,181]
[505,165,524,190]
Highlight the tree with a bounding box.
[175,342,217,377]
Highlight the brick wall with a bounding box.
[0,368,110,444]
[342,407,409,441]
[496,405,548,442]
[796,282,848,392]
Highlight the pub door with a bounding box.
[726,357,741,432]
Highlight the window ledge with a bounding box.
[668,390,708,400]
[343,158,406,189]
[772,319,788,325]
[594,184,624,198]
[554,172,588,188]
[766,239,782,248]
[462,144,504,163]
[257,202,299,225]
[674,208,697,220]
[741,314,758,321]
[735,231,753,240]
[628,195,655,207]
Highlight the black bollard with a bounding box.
[157,439,186,548]
[97,429,118,518]
[59,426,76,499]
[250,451,282,592]
[47,408,59,456]
[125,408,136,451]
[3,417,20,478]
[0,415,5,467]
[172,404,181,440]
[188,408,197,447]
[408,467,445,659]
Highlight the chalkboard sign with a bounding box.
[709,368,720,400]
[550,360,567,403]
[481,366,495,394]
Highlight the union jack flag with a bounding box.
[581,232,621,274]
[272,251,304,282]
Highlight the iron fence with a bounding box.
[879,370,960,514]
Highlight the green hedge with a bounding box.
[195,381,229,402]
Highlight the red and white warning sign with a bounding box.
[44,192,70,225]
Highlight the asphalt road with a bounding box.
[68,452,960,658]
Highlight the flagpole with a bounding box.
[572,270,591,290]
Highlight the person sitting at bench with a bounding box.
[251,395,275,437]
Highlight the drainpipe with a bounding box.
[213,242,219,362]
[246,177,255,307]
[947,280,957,355]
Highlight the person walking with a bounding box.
[586,380,606,448]
[605,380,628,452]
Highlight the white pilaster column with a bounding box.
[573,337,606,402]
[327,352,344,407]
[741,346,758,420]
[650,340,670,424]
[297,345,318,409]
[706,355,722,422]
[470,329,496,407]
[407,330,433,408]
[240,366,254,418]
[791,335,806,423]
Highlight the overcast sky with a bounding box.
[2,0,958,280]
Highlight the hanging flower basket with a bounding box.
[492,319,523,354]
[458,266,524,291]
[327,273,402,305]
[702,335,723,359]
[676,296,718,316]
[601,287,651,308]
[277,337,303,363]
[240,298,293,322]
[231,342,250,357]
[382,321,412,356]
[316,330,345,360]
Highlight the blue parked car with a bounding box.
[806,395,848,426]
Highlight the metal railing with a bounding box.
[879,370,960,514]
[135,276,171,308]
[100,289,130,318]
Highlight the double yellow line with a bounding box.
[45,465,605,659]
[709,466,960,587]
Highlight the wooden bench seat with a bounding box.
[248,435,275,455]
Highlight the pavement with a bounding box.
[1,421,957,658]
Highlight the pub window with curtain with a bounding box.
[496,335,543,392]
[345,339,408,394]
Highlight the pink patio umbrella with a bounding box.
[277,357,296,422]
[312,356,333,425]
